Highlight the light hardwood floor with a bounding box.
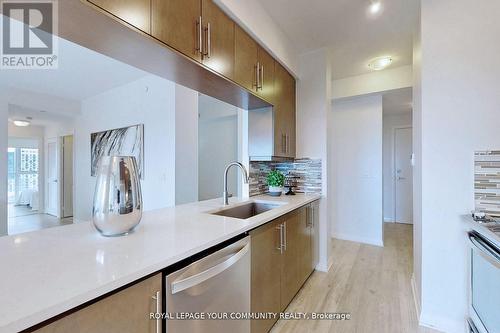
[271,223,441,333]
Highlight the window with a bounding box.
[7,147,39,203]
[7,148,15,203]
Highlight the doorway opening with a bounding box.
[383,88,413,225]
[7,105,75,235]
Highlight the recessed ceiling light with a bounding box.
[13,120,31,127]
[369,1,382,14]
[368,56,393,71]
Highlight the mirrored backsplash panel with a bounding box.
[249,159,322,197]
[1,34,243,237]
[475,150,500,217]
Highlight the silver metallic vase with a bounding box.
[92,156,143,237]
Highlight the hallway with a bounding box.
[271,223,440,333]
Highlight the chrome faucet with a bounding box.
[223,162,250,206]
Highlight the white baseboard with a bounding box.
[410,274,421,318]
[315,261,329,273]
[332,232,384,247]
[420,311,466,333]
[384,217,394,223]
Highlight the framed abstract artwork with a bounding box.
[91,124,144,178]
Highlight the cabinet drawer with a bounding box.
[32,273,162,333]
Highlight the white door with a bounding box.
[62,136,73,218]
[394,127,413,224]
[46,139,59,217]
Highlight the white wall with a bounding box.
[417,1,500,332]
[332,65,412,100]
[382,112,412,222]
[198,94,239,201]
[412,6,423,315]
[330,95,383,246]
[0,94,7,236]
[75,75,176,220]
[297,48,331,271]
[175,85,199,205]
[215,0,298,76]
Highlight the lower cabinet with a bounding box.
[33,273,162,333]
[250,218,283,333]
[250,204,315,333]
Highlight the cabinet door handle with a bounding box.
[196,16,202,55]
[282,133,286,154]
[152,291,161,333]
[203,22,211,58]
[253,63,258,89]
[276,224,283,254]
[283,222,287,251]
[259,65,264,90]
[206,22,211,58]
[306,206,311,227]
[311,206,315,228]
[285,134,289,154]
[255,62,261,90]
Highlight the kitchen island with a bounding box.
[0,193,320,332]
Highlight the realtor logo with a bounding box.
[1,0,58,69]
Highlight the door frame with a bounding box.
[392,126,412,224]
[61,135,74,218]
[45,137,60,218]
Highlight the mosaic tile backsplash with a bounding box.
[475,150,500,217]
[249,159,322,197]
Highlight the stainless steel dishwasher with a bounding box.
[165,236,250,333]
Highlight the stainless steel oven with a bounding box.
[468,231,500,333]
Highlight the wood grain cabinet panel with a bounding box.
[285,73,296,157]
[33,274,162,333]
[273,62,296,158]
[89,0,151,33]
[201,0,235,80]
[256,47,275,104]
[234,25,258,92]
[297,206,312,286]
[250,219,282,333]
[152,0,202,62]
[280,210,302,310]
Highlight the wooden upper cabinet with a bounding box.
[273,62,296,157]
[33,274,162,333]
[286,74,297,157]
[201,0,235,80]
[89,0,151,33]
[256,47,275,104]
[152,0,202,62]
[234,25,258,92]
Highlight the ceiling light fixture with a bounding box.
[368,56,393,71]
[369,1,382,14]
[13,120,31,127]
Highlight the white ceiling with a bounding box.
[383,87,412,115]
[0,37,148,101]
[8,104,75,126]
[257,0,419,79]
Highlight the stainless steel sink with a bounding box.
[487,225,500,234]
[211,201,284,219]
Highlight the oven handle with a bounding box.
[170,242,250,294]
[467,318,480,333]
[468,232,500,268]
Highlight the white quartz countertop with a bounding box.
[0,193,320,332]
